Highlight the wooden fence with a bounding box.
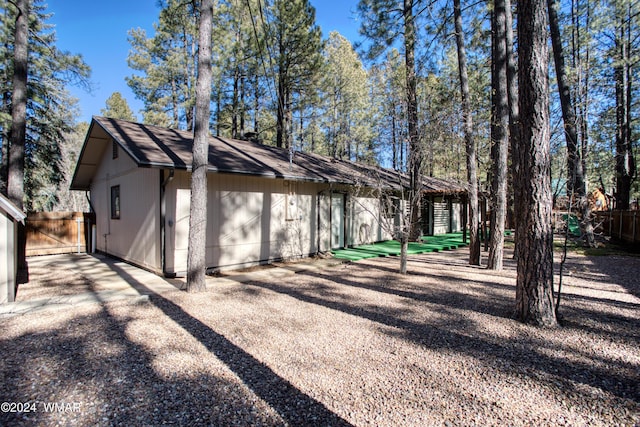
[593,210,640,246]
[25,212,95,256]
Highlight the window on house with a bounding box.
[111,185,120,219]
[112,141,118,159]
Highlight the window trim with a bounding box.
[111,185,121,219]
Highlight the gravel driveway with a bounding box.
[1,247,638,426]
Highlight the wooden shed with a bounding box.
[0,194,26,303]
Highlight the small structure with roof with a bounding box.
[1,193,26,303]
[71,117,467,276]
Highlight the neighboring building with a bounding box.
[71,117,465,277]
[1,194,26,303]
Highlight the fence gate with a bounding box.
[25,212,95,256]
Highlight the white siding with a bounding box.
[90,142,161,273]
[349,194,387,245]
[433,197,450,235]
[165,173,390,274]
[318,192,331,252]
[450,201,462,233]
[331,193,344,248]
[166,173,322,274]
[0,212,16,303]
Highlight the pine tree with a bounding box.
[268,0,323,149]
[611,0,637,209]
[6,0,28,211]
[488,0,510,270]
[453,0,481,265]
[126,0,201,130]
[186,0,214,293]
[0,0,90,210]
[358,0,423,244]
[322,32,371,161]
[548,0,595,246]
[515,0,558,327]
[101,92,136,121]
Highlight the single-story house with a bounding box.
[1,193,26,303]
[71,117,466,277]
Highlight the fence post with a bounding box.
[619,210,623,239]
[608,209,612,236]
[634,211,637,244]
[76,216,82,254]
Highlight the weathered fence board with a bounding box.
[594,210,639,246]
[26,212,95,256]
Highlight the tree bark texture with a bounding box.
[453,0,480,265]
[186,0,214,293]
[404,0,422,241]
[488,0,509,270]
[276,17,286,149]
[505,0,520,260]
[7,0,28,210]
[614,10,636,210]
[516,0,558,327]
[7,0,29,276]
[400,233,408,274]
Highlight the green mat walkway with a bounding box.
[332,232,470,262]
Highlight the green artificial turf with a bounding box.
[331,232,470,261]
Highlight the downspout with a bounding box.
[344,192,349,248]
[160,168,175,277]
[317,188,327,253]
[85,191,96,253]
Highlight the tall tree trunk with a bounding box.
[391,112,398,170]
[1,91,10,195]
[7,0,28,280]
[215,76,222,136]
[232,62,240,138]
[7,0,28,210]
[453,0,480,265]
[276,17,286,149]
[400,232,408,274]
[186,0,214,293]
[614,5,636,210]
[404,0,422,241]
[171,79,180,128]
[488,0,509,270]
[277,67,286,148]
[505,0,520,260]
[548,0,594,246]
[516,0,558,327]
[573,0,591,212]
[240,65,246,137]
[232,25,242,139]
[254,74,260,139]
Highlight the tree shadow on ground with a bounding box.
[1,263,352,426]
[241,262,639,405]
[110,263,352,426]
[570,254,640,300]
[0,305,284,426]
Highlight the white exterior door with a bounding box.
[331,193,344,249]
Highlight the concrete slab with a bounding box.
[0,254,345,318]
[0,254,179,318]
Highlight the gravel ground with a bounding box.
[1,247,638,426]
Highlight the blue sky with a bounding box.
[45,0,363,124]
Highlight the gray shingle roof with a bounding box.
[71,116,467,196]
